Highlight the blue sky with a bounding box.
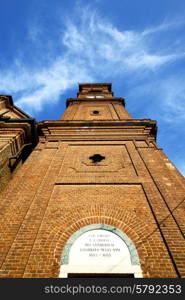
[0,0,185,175]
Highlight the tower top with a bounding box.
[77,83,113,98]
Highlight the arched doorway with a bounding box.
[59,224,142,278]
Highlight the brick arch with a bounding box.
[60,224,140,266]
[44,202,153,238]
[45,204,157,276]
[44,207,152,257]
[23,203,166,277]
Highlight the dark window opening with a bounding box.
[92,110,100,115]
[89,90,102,93]
[89,154,105,163]
[68,273,134,278]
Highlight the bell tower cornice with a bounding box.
[61,83,131,120]
[77,83,113,98]
[66,97,125,107]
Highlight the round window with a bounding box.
[92,110,100,115]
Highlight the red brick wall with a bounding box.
[0,138,184,277]
[0,84,184,278]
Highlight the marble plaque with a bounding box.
[69,229,131,266]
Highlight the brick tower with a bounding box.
[0,83,185,278]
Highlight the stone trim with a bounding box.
[61,223,140,266]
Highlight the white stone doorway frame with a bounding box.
[59,224,143,278]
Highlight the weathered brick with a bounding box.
[0,84,185,278]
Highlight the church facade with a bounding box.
[0,83,185,278]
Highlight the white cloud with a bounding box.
[128,74,185,124]
[0,5,185,114]
[159,77,185,123]
[62,10,181,72]
[15,58,94,112]
[142,18,185,36]
[179,164,185,176]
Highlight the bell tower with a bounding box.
[61,83,131,120]
[0,83,184,278]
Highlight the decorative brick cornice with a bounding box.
[38,119,157,140]
[66,97,125,107]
